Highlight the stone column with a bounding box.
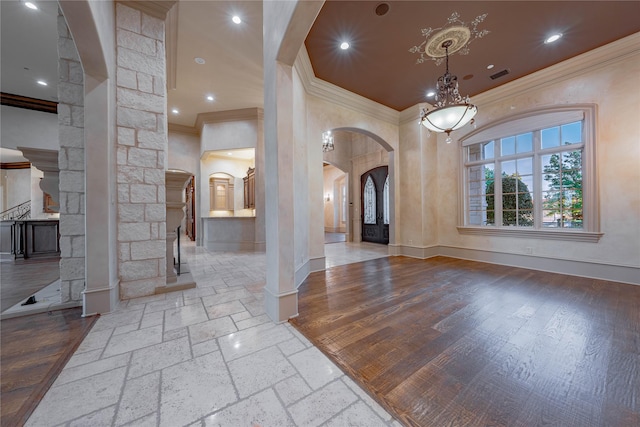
[115,3,168,299]
[56,9,86,304]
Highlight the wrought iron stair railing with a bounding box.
[1,200,31,221]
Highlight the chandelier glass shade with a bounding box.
[322,131,334,152]
[420,40,477,135]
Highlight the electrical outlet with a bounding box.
[524,247,533,255]
[409,239,413,245]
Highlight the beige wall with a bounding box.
[434,44,640,275]
[294,33,639,283]
[201,120,258,154]
[0,106,59,152]
[168,131,199,175]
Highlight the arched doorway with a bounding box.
[361,166,389,244]
[320,127,394,256]
[323,162,347,243]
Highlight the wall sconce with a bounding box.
[325,193,331,202]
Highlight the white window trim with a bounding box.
[457,104,602,242]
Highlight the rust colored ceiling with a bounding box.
[305,1,640,111]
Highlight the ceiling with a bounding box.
[1,0,639,130]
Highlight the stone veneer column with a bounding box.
[57,10,85,303]
[115,4,167,299]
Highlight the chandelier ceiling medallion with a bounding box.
[410,12,490,142]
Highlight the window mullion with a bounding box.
[495,159,503,227]
[533,130,542,229]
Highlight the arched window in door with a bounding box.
[383,175,389,225]
[363,176,376,224]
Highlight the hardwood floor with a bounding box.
[290,256,640,427]
[0,308,97,427]
[0,258,60,312]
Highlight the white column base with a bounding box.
[264,287,298,323]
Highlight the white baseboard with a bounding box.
[391,244,639,285]
[295,259,311,289]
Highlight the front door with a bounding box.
[361,166,389,244]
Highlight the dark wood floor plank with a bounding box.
[290,255,640,426]
[0,308,97,427]
[0,258,60,312]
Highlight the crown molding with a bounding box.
[399,103,430,126]
[168,123,198,136]
[295,47,400,125]
[195,108,264,132]
[1,93,57,114]
[473,32,640,108]
[118,1,177,20]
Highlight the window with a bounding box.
[460,106,601,242]
[383,175,389,225]
[363,176,376,224]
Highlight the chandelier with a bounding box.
[322,131,334,152]
[419,39,477,141]
[411,12,489,142]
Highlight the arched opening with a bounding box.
[321,127,394,267]
[322,161,347,244]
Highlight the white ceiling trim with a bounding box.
[295,46,400,125]
[118,1,177,20]
[168,123,198,136]
[195,107,263,133]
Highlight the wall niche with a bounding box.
[209,174,234,211]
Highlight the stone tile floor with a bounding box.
[26,243,398,426]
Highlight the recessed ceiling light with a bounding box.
[194,57,206,65]
[340,41,350,50]
[487,64,494,70]
[232,15,241,24]
[544,33,563,44]
[24,2,38,10]
[37,80,47,86]
[206,95,214,101]
[171,108,179,114]
[227,152,233,156]
[426,91,435,98]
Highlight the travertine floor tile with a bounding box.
[203,389,294,426]
[26,242,397,427]
[159,352,237,427]
[287,380,358,427]
[227,347,296,398]
[288,346,344,390]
